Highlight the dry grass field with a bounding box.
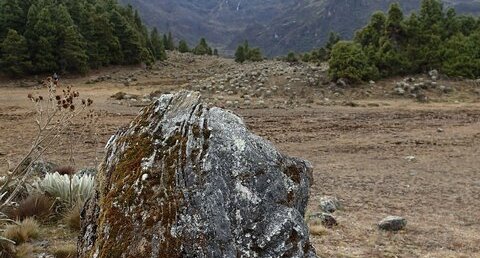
[0,54,479,257]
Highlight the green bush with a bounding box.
[328,41,379,83]
[285,52,298,63]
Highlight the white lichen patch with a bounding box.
[234,138,246,152]
[141,150,156,171]
[235,181,261,204]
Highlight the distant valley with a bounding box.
[120,0,480,56]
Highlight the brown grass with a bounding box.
[2,218,40,244]
[62,203,81,231]
[14,243,34,258]
[309,225,328,236]
[0,241,15,257]
[51,243,77,258]
[12,194,54,221]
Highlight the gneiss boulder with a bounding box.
[78,91,317,257]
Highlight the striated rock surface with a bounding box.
[78,91,317,257]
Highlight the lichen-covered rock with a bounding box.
[78,91,317,258]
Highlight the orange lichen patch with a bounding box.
[95,134,154,258]
[90,128,191,257]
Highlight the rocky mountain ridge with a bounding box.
[121,0,480,56]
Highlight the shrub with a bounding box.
[12,194,54,221]
[63,203,82,231]
[2,218,40,244]
[54,166,76,176]
[285,52,298,63]
[0,211,16,254]
[328,41,379,83]
[14,243,34,258]
[31,173,94,208]
[248,48,263,62]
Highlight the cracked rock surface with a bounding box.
[78,91,317,258]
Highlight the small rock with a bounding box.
[429,69,439,81]
[309,212,338,228]
[76,168,97,177]
[336,78,348,88]
[439,85,454,93]
[29,160,57,175]
[319,196,341,213]
[404,155,416,162]
[394,87,405,95]
[437,128,444,133]
[378,216,407,231]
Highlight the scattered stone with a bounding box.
[429,69,439,81]
[415,92,428,103]
[309,212,338,228]
[394,87,405,95]
[437,128,444,133]
[405,155,416,162]
[78,91,317,257]
[76,168,97,177]
[29,160,57,175]
[336,78,348,87]
[378,216,407,231]
[439,85,454,93]
[319,196,341,213]
[111,92,127,100]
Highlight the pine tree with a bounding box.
[34,36,57,73]
[385,3,405,44]
[193,38,211,55]
[60,26,88,74]
[150,28,167,60]
[111,10,145,64]
[164,32,174,50]
[235,45,245,63]
[0,0,25,38]
[0,29,31,76]
[325,32,340,51]
[0,0,167,75]
[53,5,88,73]
[178,40,189,53]
[243,40,250,60]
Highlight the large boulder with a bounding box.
[78,91,317,258]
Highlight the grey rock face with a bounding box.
[78,91,317,258]
[378,216,407,231]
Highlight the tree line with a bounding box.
[0,0,170,77]
[329,0,480,83]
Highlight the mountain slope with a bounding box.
[121,0,480,56]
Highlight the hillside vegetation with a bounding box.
[0,0,166,77]
[329,0,480,83]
